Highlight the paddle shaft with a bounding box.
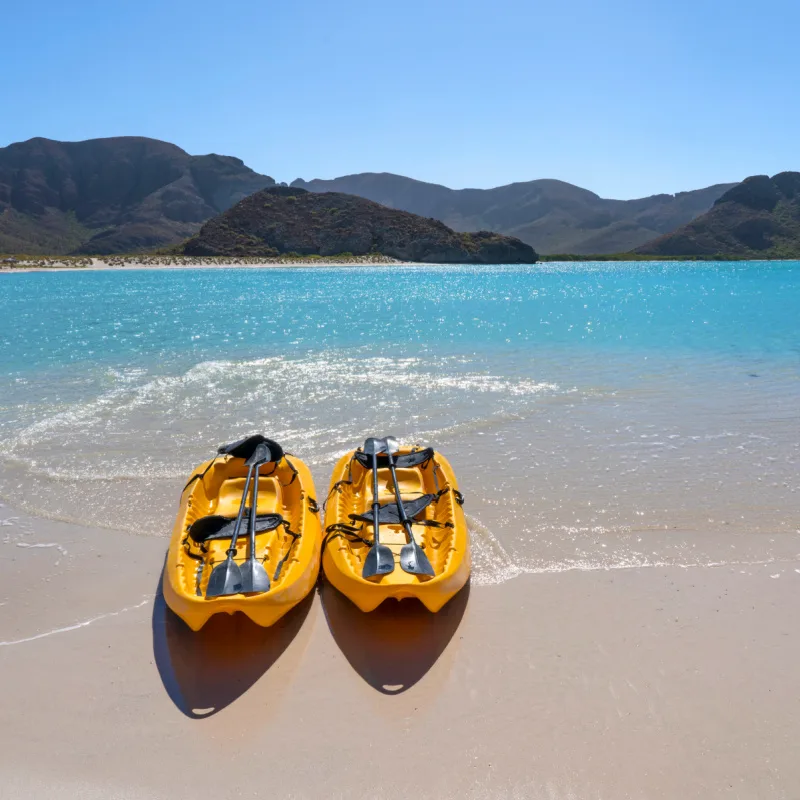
[246,461,260,561]
[238,455,271,593]
[385,454,418,544]
[370,450,382,545]
[360,438,396,579]
[225,463,255,559]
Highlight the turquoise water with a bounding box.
[1,262,799,578]
[3,262,800,374]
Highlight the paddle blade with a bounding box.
[363,437,388,456]
[383,436,400,454]
[399,542,435,577]
[239,560,271,594]
[205,559,243,597]
[246,442,270,467]
[362,543,395,579]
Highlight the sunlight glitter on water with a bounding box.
[1,263,798,582]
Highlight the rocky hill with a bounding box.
[0,137,274,254]
[183,186,538,263]
[291,173,736,255]
[636,173,800,258]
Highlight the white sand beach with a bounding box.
[1,503,799,799]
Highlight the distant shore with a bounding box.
[1,254,414,272]
[4,254,799,272]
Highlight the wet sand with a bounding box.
[2,506,799,799]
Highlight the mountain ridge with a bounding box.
[635,172,800,258]
[0,136,275,254]
[0,134,745,256]
[291,172,737,254]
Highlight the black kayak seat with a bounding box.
[349,493,436,525]
[353,447,434,470]
[218,434,285,463]
[188,513,284,543]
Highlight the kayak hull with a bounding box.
[164,453,321,631]
[322,446,470,613]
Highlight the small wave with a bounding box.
[466,513,524,585]
[518,555,799,575]
[0,598,150,647]
[0,453,187,483]
[0,351,564,489]
[15,541,68,555]
[461,515,800,585]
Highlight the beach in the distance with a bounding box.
[3,255,410,272]
[2,261,799,798]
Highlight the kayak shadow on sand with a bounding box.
[151,570,312,719]
[320,579,470,695]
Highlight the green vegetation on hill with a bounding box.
[0,208,95,254]
[182,187,538,263]
[636,173,800,258]
[538,253,762,262]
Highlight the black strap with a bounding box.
[323,523,374,549]
[181,537,206,560]
[417,519,454,529]
[282,456,299,486]
[323,479,353,513]
[273,523,301,582]
[428,486,465,506]
[307,497,320,514]
[182,456,220,493]
[431,459,441,492]
[329,479,353,495]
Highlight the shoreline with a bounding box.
[4,256,800,273]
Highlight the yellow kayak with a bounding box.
[322,442,470,612]
[163,435,321,630]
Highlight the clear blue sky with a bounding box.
[2,0,798,198]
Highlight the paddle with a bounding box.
[239,444,272,594]
[383,436,435,577]
[205,444,267,598]
[361,437,395,579]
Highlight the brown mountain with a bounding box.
[0,137,274,254]
[290,173,736,255]
[636,173,800,258]
[183,186,538,263]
